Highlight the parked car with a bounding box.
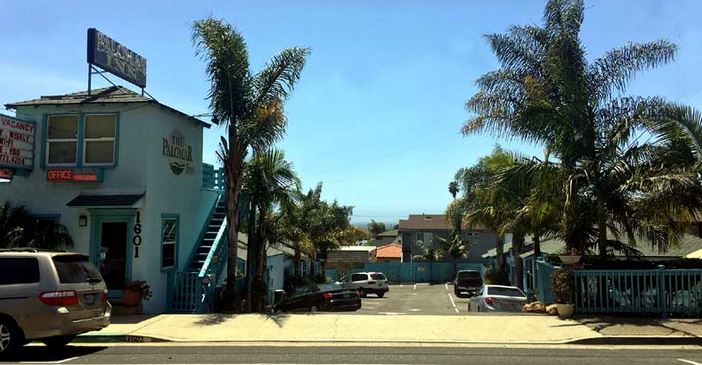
[273,283,361,313]
[336,272,389,297]
[467,285,527,312]
[453,270,483,298]
[0,249,111,354]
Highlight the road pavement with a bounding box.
[354,283,509,315]
[2,344,701,364]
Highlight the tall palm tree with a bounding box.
[448,181,459,199]
[243,149,300,311]
[462,0,702,256]
[192,17,310,307]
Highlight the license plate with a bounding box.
[84,294,96,305]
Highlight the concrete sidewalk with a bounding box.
[79,313,607,344]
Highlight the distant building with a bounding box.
[326,245,375,274]
[366,229,401,247]
[398,214,496,263]
[371,243,402,262]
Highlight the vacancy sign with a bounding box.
[0,114,34,170]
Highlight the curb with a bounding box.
[75,334,169,343]
[75,335,700,346]
[569,336,702,346]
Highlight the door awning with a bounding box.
[67,193,144,207]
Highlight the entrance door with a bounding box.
[98,222,128,293]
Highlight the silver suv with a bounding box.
[0,249,111,354]
[336,272,389,297]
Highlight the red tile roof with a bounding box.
[374,243,402,260]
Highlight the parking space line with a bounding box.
[679,359,702,365]
[413,284,416,290]
[447,293,459,313]
[19,357,79,364]
[444,283,448,291]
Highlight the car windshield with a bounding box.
[53,255,103,284]
[487,287,525,297]
[370,273,386,280]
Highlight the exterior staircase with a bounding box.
[188,199,227,273]
[171,194,229,313]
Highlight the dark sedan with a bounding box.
[273,283,361,313]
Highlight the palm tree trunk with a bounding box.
[293,249,301,277]
[223,150,245,311]
[512,231,525,289]
[245,196,257,312]
[495,235,505,271]
[254,204,268,312]
[533,234,541,258]
[597,193,608,258]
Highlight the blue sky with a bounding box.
[2,1,702,224]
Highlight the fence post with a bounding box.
[657,265,667,319]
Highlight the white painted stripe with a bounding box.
[448,293,458,311]
[679,359,702,365]
[444,283,449,291]
[19,357,79,364]
[413,283,417,290]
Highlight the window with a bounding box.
[47,115,78,165]
[370,273,386,281]
[351,273,367,282]
[487,287,525,298]
[161,217,178,269]
[53,255,102,283]
[0,258,40,285]
[83,115,116,165]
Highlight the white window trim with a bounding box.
[82,114,116,167]
[46,115,78,167]
[161,218,178,270]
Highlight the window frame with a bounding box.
[82,114,117,167]
[42,112,120,169]
[45,114,79,167]
[160,214,179,271]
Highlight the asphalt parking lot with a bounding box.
[349,283,477,315]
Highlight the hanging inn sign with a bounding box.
[0,114,35,174]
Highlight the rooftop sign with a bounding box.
[0,114,34,171]
[87,28,147,88]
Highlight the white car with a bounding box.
[467,285,527,312]
[336,272,389,298]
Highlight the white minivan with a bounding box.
[336,272,389,298]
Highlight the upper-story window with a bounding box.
[46,114,117,167]
[84,115,116,165]
[47,115,78,165]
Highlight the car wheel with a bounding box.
[377,292,385,298]
[358,289,366,298]
[42,335,75,351]
[0,318,23,355]
[309,305,318,313]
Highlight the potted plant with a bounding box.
[122,280,152,306]
[552,267,575,318]
[558,247,582,265]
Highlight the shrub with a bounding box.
[552,267,574,304]
[125,280,152,301]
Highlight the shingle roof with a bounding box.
[398,214,488,231]
[5,86,210,128]
[366,236,400,247]
[377,229,399,237]
[373,243,402,260]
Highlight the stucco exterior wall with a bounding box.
[0,103,217,313]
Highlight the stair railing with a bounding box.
[196,216,228,312]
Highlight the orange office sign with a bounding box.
[47,169,99,182]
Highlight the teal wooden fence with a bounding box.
[351,262,485,283]
[535,259,558,303]
[574,266,702,316]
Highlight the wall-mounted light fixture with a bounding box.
[79,215,88,227]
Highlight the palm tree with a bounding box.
[243,149,300,311]
[448,181,459,199]
[462,0,702,256]
[192,17,310,307]
[367,219,386,237]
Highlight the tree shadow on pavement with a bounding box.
[574,315,702,337]
[193,313,291,328]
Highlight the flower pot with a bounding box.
[121,290,142,307]
[556,303,575,319]
[559,255,581,265]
